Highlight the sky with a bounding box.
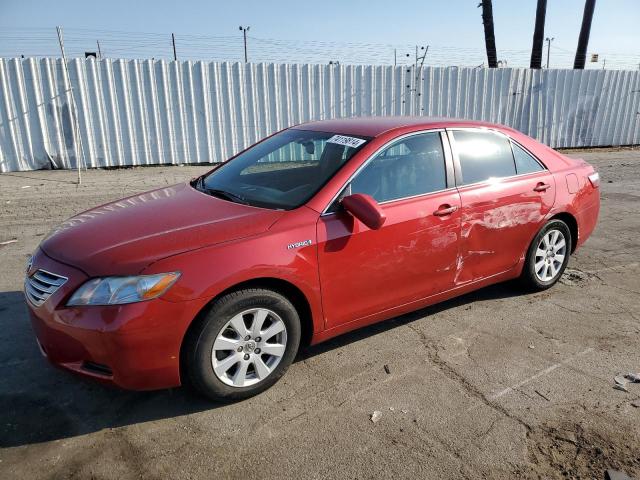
[0,0,638,69]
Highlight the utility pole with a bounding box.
[574,0,596,69]
[56,26,85,184]
[96,40,102,59]
[545,37,554,68]
[239,26,250,62]
[394,48,397,67]
[171,33,177,61]
[530,0,547,69]
[414,45,428,114]
[415,45,428,74]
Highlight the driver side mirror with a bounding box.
[341,193,386,230]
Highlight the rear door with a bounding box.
[317,131,461,329]
[448,128,556,285]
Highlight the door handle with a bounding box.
[533,182,551,192]
[433,204,458,216]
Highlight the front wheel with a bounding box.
[183,288,301,401]
[520,219,571,291]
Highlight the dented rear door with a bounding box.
[447,128,556,285]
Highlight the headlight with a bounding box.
[67,272,180,306]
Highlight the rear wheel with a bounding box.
[520,219,571,291]
[183,288,301,401]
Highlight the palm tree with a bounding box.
[574,0,597,69]
[530,0,547,69]
[479,0,498,68]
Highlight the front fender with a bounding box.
[141,207,325,334]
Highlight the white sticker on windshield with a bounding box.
[327,135,366,149]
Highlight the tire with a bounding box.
[520,219,572,291]
[183,288,301,401]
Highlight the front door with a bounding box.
[317,131,462,330]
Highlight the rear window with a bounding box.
[512,142,544,174]
[453,130,516,185]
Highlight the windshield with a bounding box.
[195,129,371,210]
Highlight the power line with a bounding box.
[0,27,637,70]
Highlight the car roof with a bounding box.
[291,116,511,138]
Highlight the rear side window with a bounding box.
[512,142,544,174]
[349,132,447,203]
[453,130,516,185]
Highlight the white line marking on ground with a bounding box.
[489,348,594,400]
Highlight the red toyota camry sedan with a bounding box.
[25,117,600,401]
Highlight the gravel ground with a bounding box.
[0,149,639,479]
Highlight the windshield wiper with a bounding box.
[193,175,249,205]
[203,187,249,205]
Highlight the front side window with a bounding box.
[453,130,516,186]
[512,142,544,175]
[348,132,447,203]
[198,129,370,209]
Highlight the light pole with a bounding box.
[545,37,554,69]
[239,26,250,62]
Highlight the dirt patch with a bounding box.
[559,268,592,287]
[526,421,640,479]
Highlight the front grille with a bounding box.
[24,269,68,307]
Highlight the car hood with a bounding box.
[40,182,284,276]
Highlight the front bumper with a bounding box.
[25,249,206,391]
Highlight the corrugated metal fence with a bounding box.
[1,58,639,172]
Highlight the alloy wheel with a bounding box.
[211,308,287,387]
[534,229,567,282]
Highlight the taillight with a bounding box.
[588,172,600,188]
